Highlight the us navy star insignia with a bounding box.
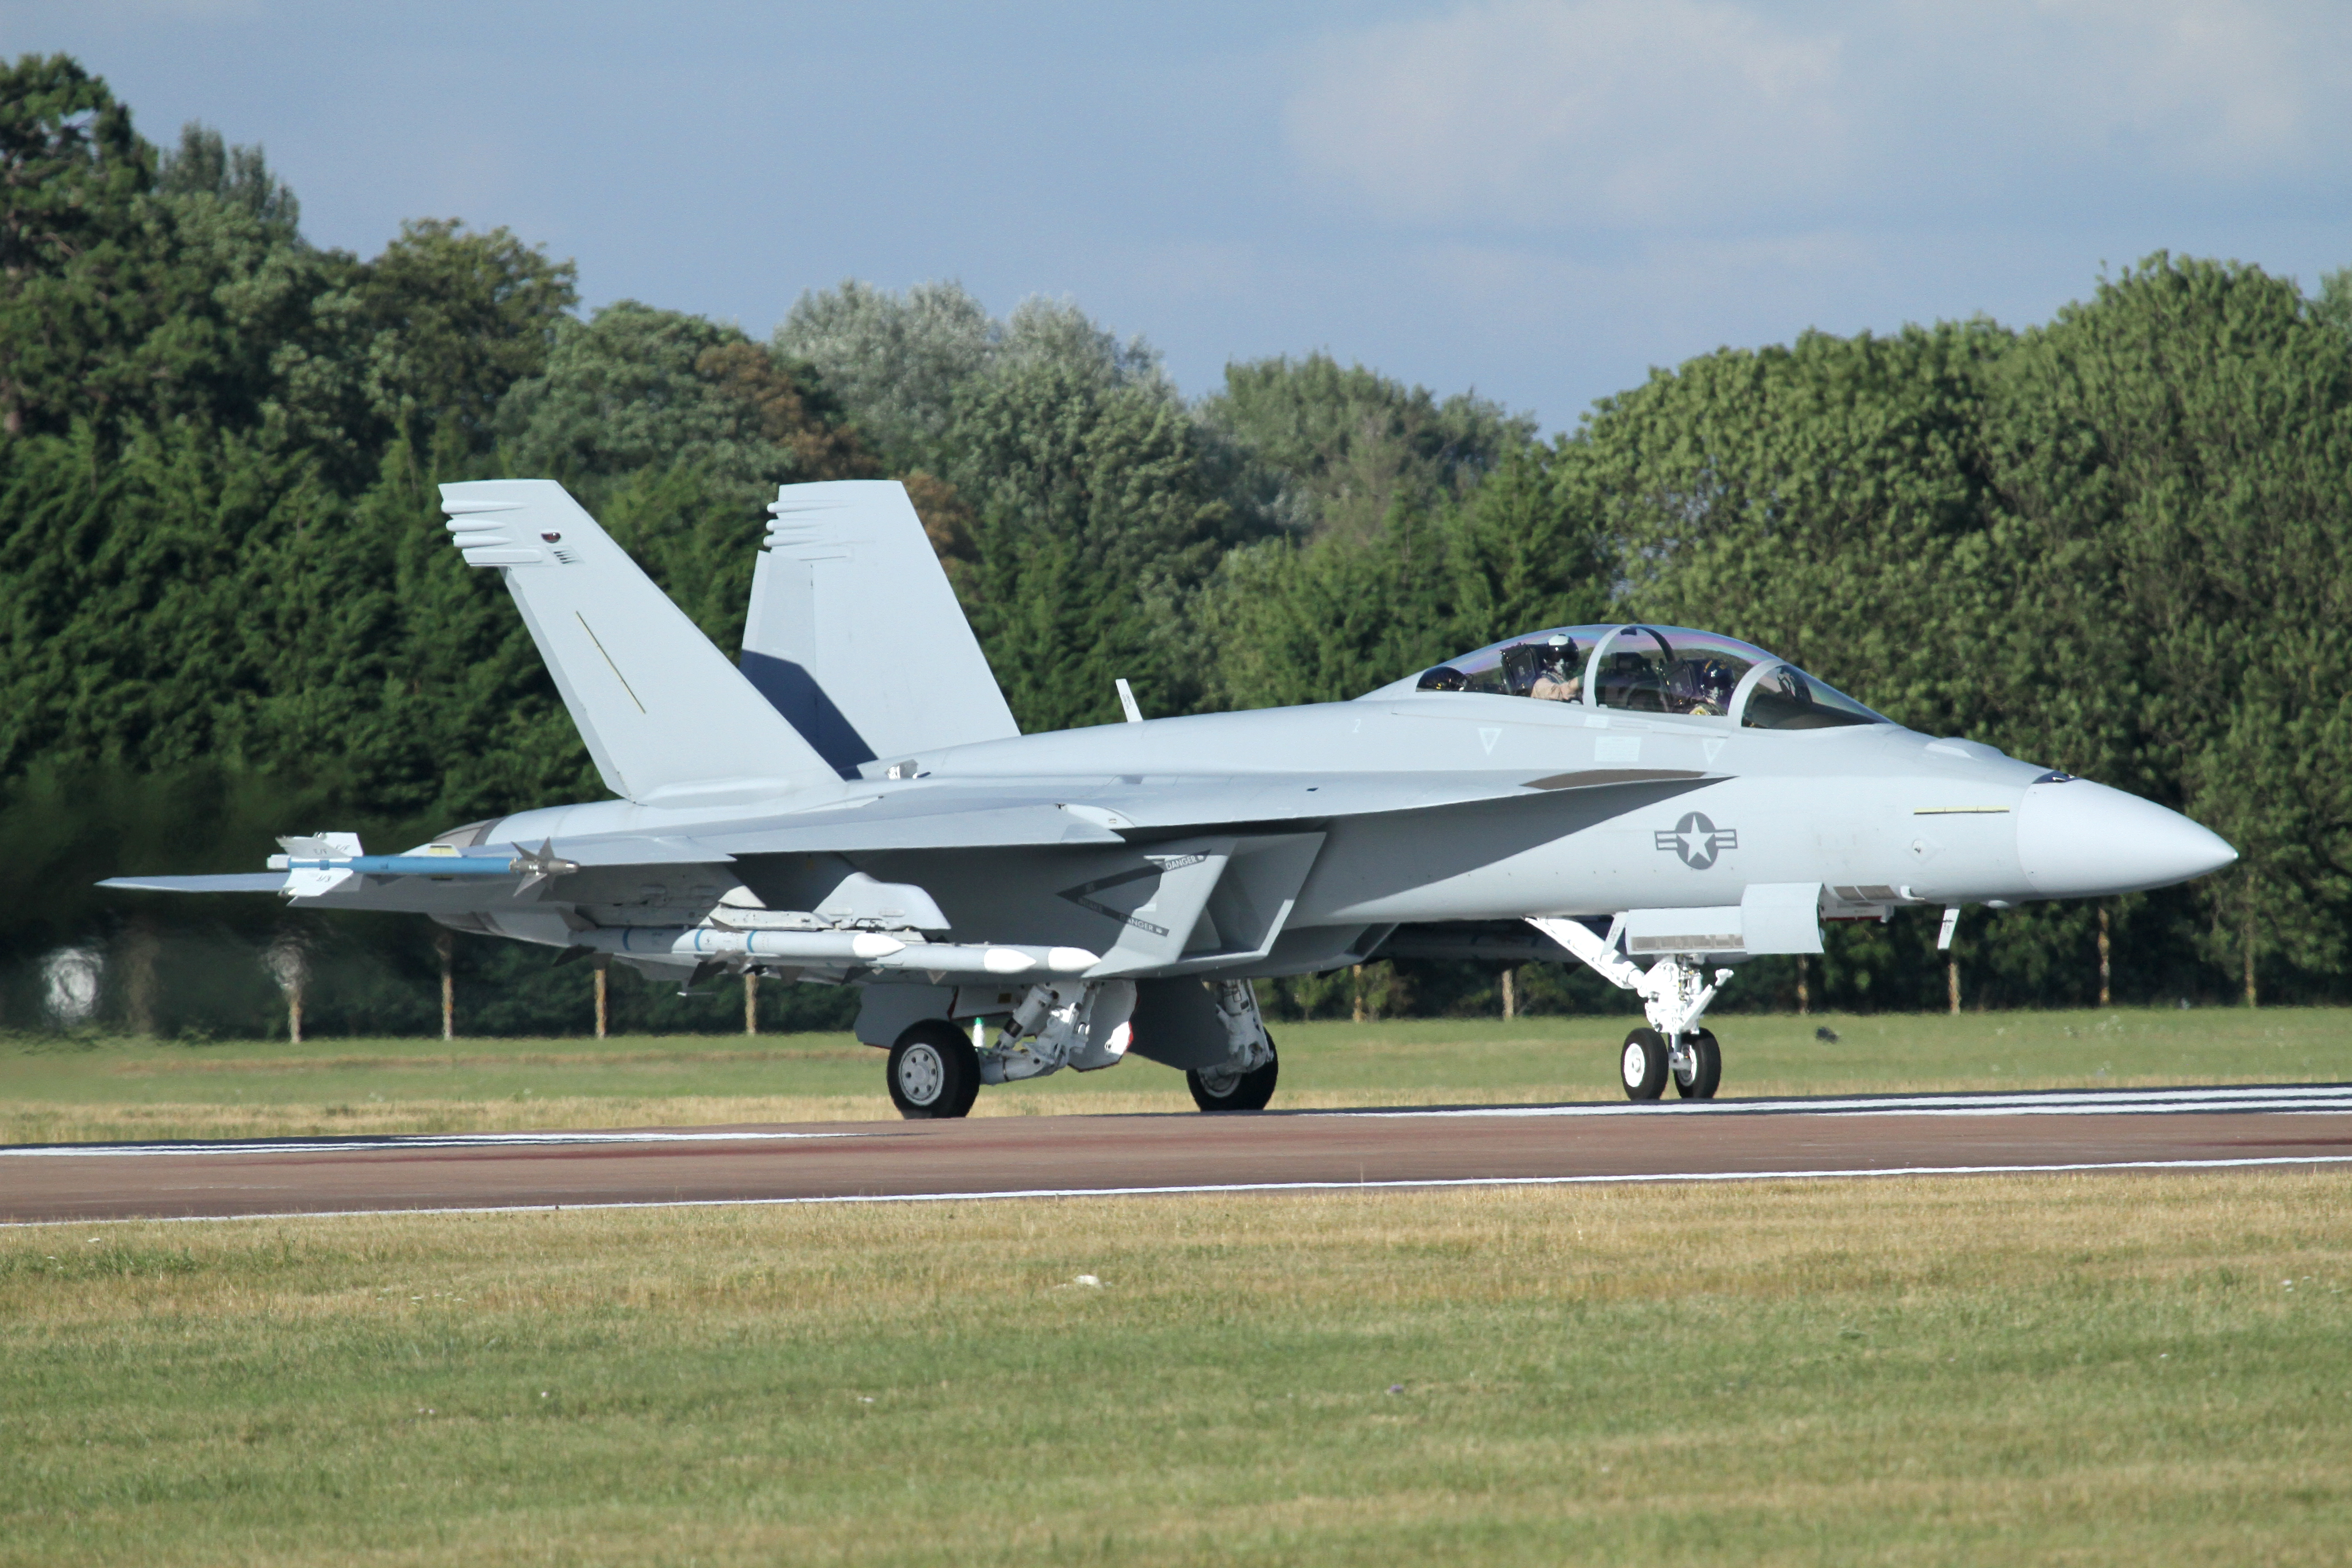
[1656,811,1738,870]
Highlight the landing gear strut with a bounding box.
[1529,918,1730,1102]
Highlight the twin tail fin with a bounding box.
[441,480,838,806]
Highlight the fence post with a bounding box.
[268,930,308,1045]
[122,915,159,1037]
[593,953,609,1040]
[436,929,455,1041]
[2097,905,2111,1008]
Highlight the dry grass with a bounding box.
[5,1171,2352,1563]
[10,1004,2352,1145]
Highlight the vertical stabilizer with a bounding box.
[743,480,1020,775]
[441,480,838,806]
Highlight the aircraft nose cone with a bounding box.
[2015,779,2238,897]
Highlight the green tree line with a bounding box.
[2,54,2345,1036]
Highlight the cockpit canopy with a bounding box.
[1411,624,1885,730]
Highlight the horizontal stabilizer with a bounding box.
[744,481,1019,774]
[441,480,838,805]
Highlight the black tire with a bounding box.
[1187,1035,1279,1112]
[1620,1028,1669,1101]
[887,1020,980,1119]
[1674,1028,1722,1100]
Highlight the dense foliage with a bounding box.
[2,56,2345,1035]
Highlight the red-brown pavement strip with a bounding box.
[6,1105,2352,1224]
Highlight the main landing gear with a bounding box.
[886,978,1280,1118]
[887,1019,981,1118]
[1186,980,1279,1111]
[1527,917,1730,1103]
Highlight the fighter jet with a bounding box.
[104,479,2239,1114]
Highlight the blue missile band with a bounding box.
[284,856,519,877]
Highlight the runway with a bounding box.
[7,1083,2352,1225]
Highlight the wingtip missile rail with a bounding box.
[265,836,581,898]
[265,854,526,877]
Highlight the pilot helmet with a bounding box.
[1671,657,1739,714]
[1500,635,1578,692]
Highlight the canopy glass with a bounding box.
[1413,625,1884,730]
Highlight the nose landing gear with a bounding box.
[1531,917,1730,1102]
[1617,1025,1721,1100]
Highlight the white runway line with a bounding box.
[8,1152,2352,1229]
[5,1082,2349,1161]
[1358,1083,2352,1121]
[0,1127,873,1159]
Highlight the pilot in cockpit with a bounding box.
[1669,657,1740,716]
[1503,634,1581,702]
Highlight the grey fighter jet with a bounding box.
[105,480,2239,1113]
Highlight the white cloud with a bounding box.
[1286,0,1849,229]
[1286,0,2352,233]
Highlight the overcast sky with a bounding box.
[10,0,2350,428]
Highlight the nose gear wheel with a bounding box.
[1620,1028,1669,1100]
[1674,1028,1722,1099]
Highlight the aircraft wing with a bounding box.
[97,873,293,893]
[95,769,1720,898]
[514,766,1716,865]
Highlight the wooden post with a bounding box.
[2096,905,2111,1008]
[436,928,455,1041]
[1947,957,1960,1016]
[123,915,159,1037]
[1500,965,1517,1021]
[1796,955,1810,1016]
[593,953,609,1041]
[744,970,760,1037]
[269,932,307,1044]
[1351,963,1366,1025]
[2244,901,2258,1008]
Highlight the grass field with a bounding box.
[5,1172,2350,1565]
[3,1004,2349,1145]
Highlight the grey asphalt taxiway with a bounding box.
[5,1083,2352,1225]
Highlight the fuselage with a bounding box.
[455,687,2233,966]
